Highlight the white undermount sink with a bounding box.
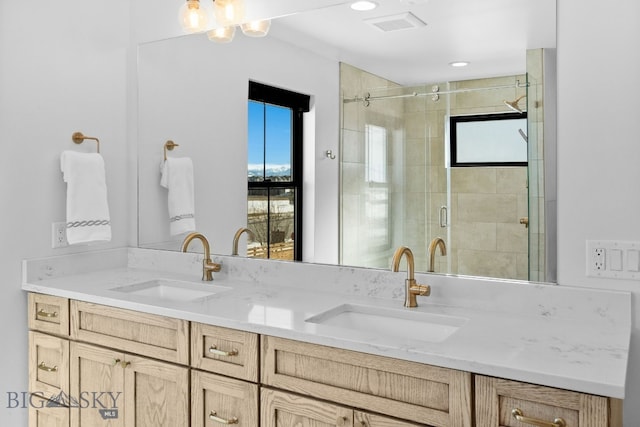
[111,279,230,302]
[306,303,467,343]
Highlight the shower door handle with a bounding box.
[439,206,448,228]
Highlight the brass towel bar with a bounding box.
[72,131,100,153]
[164,140,179,160]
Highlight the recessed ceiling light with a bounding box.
[449,61,470,67]
[351,1,378,11]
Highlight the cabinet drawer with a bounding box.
[28,293,69,336]
[262,336,472,427]
[191,322,259,382]
[29,397,69,427]
[29,331,70,399]
[192,370,258,427]
[70,300,189,365]
[475,376,623,427]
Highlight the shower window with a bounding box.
[450,112,528,167]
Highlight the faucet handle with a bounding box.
[408,279,430,296]
[413,283,430,296]
[205,260,222,272]
[404,279,431,307]
[202,259,222,281]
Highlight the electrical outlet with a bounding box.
[52,222,68,248]
[593,247,606,271]
[587,240,640,280]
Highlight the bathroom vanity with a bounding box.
[23,248,630,427]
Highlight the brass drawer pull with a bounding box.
[113,359,131,368]
[37,309,58,318]
[512,408,566,427]
[209,410,238,424]
[208,345,238,357]
[38,362,58,372]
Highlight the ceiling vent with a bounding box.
[365,12,427,32]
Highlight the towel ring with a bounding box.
[164,140,179,161]
[72,132,100,153]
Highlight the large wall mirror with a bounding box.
[138,0,556,283]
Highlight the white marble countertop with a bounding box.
[22,248,631,399]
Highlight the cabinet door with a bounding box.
[70,342,125,427]
[123,354,189,427]
[29,331,70,399]
[29,397,69,427]
[475,375,622,427]
[192,370,258,427]
[261,389,352,427]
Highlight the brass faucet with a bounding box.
[427,237,447,272]
[391,246,430,308]
[181,232,221,281]
[231,227,255,256]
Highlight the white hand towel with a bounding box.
[60,151,112,244]
[160,157,196,236]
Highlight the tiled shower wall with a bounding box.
[446,76,529,280]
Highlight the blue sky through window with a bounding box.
[248,100,292,179]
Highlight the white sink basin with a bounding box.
[306,304,467,343]
[111,279,230,302]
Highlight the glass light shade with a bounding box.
[207,26,236,43]
[179,0,209,33]
[240,19,271,37]
[213,0,245,26]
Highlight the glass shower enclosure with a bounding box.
[339,58,550,281]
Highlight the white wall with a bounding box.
[557,0,640,422]
[2,0,640,425]
[137,33,339,260]
[0,0,132,424]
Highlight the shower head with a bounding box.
[504,94,526,113]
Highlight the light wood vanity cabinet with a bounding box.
[28,294,191,427]
[475,376,622,427]
[26,292,623,427]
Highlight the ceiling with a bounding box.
[263,0,556,86]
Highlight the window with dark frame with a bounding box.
[450,112,528,167]
[246,81,310,261]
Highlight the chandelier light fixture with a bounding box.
[179,0,271,42]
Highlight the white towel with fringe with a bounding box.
[60,151,112,244]
[160,157,196,236]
